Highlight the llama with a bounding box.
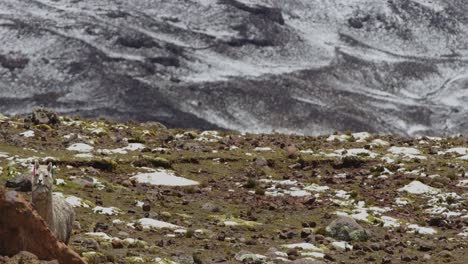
[31,161,75,244]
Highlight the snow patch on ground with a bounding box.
[130,170,199,186]
[67,143,94,152]
[388,147,426,160]
[136,218,182,230]
[398,181,440,195]
[407,224,437,235]
[65,195,90,208]
[282,243,323,252]
[75,153,94,158]
[438,147,468,155]
[332,241,353,251]
[335,148,377,158]
[92,206,121,215]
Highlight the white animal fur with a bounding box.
[31,161,74,244]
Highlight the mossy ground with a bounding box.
[0,116,467,263]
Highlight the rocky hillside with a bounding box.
[0,111,467,263]
[0,0,468,136]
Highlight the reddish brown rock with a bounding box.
[0,188,85,264]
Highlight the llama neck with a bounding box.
[32,192,54,228]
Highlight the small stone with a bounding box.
[381,256,393,264]
[427,217,445,227]
[111,239,124,249]
[326,216,370,241]
[118,231,129,238]
[255,156,268,167]
[156,239,164,247]
[370,242,382,251]
[437,250,453,259]
[286,248,299,257]
[94,222,108,232]
[201,202,221,213]
[416,239,434,252]
[10,251,39,262]
[5,175,32,192]
[301,229,312,239]
[82,238,99,250]
[286,145,298,158]
[401,255,412,262]
[142,202,151,212]
[279,230,296,239]
[121,180,132,187]
[303,197,316,206]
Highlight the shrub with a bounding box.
[244,178,257,189]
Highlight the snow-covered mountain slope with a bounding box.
[0,0,467,135]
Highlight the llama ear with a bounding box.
[33,160,38,176]
[47,162,53,175]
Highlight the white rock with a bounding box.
[326,134,350,142]
[55,179,66,185]
[299,149,314,154]
[301,252,325,259]
[112,219,125,225]
[224,221,238,226]
[332,241,353,251]
[254,147,272,152]
[395,197,409,206]
[90,128,106,135]
[126,143,146,151]
[20,130,35,138]
[85,232,113,241]
[92,206,120,215]
[152,258,177,264]
[352,132,371,141]
[371,139,389,146]
[457,179,468,188]
[304,184,329,192]
[135,201,144,208]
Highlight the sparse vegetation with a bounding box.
[0,113,466,263]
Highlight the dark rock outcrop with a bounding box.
[5,175,32,192]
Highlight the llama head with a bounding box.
[32,161,54,196]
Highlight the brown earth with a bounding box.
[0,187,85,264]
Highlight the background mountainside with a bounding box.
[1,0,467,136]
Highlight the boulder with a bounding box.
[27,109,60,126]
[0,188,85,264]
[5,174,32,192]
[326,216,369,241]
